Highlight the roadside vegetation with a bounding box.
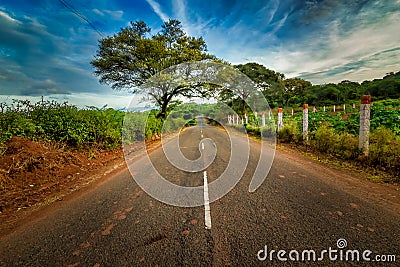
[0,99,204,151]
[274,100,400,182]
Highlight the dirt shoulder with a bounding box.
[0,136,165,236]
[274,142,400,215]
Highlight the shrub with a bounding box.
[246,124,261,135]
[335,132,359,159]
[312,124,338,153]
[369,126,396,167]
[277,123,301,143]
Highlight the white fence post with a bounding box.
[291,108,294,116]
[333,105,336,112]
[245,113,248,124]
[303,104,309,142]
[262,112,266,127]
[236,115,239,125]
[359,95,371,156]
[343,104,346,111]
[353,103,355,109]
[323,106,326,112]
[277,108,283,131]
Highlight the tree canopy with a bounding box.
[91,19,217,118]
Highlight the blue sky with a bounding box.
[0,0,399,108]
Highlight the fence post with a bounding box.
[333,105,336,112]
[236,115,239,125]
[268,109,272,120]
[277,108,283,131]
[245,113,248,124]
[353,103,355,109]
[262,113,266,127]
[323,106,326,112]
[303,104,309,142]
[343,104,346,111]
[359,95,371,156]
[291,108,294,116]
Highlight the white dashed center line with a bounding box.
[201,139,212,230]
[203,170,212,230]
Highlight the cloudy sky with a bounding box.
[0,0,399,108]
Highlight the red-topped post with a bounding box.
[359,95,371,156]
[277,108,283,131]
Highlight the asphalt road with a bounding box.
[0,123,399,266]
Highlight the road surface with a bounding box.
[0,123,399,266]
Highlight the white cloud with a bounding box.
[104,10,123,20]
[145,0,169,22]
[0,10,21,25]
[92,8,123,19]
[92,8,104,16]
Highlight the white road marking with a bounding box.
[201,134,203,138]
[203,170,212,230]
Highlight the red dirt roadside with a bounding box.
[0,137,131,233]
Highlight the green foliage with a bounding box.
[185,119,197,126]
[0,100,126,149]
[312,124,338,153]
[335,133,359,160]
[245,124,261,135]
[277,123,301,144]
[0,99,186,149]
[370,108,400,136]
[91,19,218,119]
[368,127,400,177]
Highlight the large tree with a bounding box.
[232,63,286,109]
[91,19,217,118]
[283,77,312,106]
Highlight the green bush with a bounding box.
[0,99,166,149]
[246,124,260,135]
[277,123,301,143]
[335,132,359,159]
[312,124,338,153]
[369,126,397,168]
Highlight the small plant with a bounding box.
[312,124,338,153]
[277,123,301,143]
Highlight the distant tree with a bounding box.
[91,19,217,118]
[232,63,286,109]
[337,80,361,101]
[305,84,340,106]
[284,78,312,106]
[235,63,284,85]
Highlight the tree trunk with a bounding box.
[157,97,169,119]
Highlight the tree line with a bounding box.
[91,19,400,117]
